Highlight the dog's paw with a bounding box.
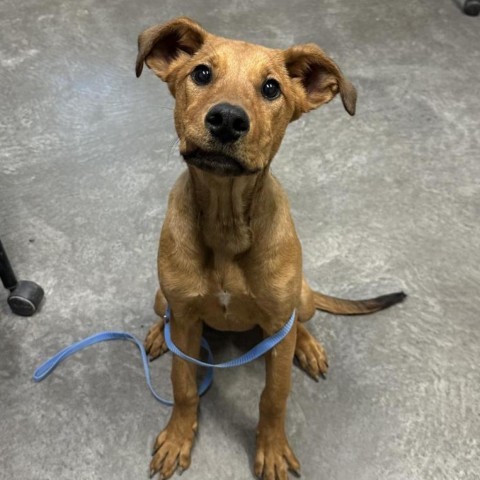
[150,420,197,479]
[144,319,168,360]
[295,329,328,381]
[255,429,301,479]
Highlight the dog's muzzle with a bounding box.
[183,148,259,176]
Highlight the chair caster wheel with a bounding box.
[8,280,44,316]
[464,0,480,16]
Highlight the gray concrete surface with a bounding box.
[1,1,479,479]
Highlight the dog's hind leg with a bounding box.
[145,289,168,360]
[297,277,318,323]
[295,278,329,379]
[295,322,329,380]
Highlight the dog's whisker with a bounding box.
[165,137,180,168]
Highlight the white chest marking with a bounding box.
[217,290,231,308]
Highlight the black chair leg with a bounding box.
[464,0,480,16]
[0,239,44,316]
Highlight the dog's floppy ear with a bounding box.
[284,44,357,119]
[135,17,207,81]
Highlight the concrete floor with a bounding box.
[1,0,479,479]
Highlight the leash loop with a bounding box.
[33,308,296,404]
[163,307,296,369]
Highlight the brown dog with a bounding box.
[136,17,405,480]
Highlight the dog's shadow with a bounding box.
[202,323,264,353]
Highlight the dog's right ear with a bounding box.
[135,17,207,82]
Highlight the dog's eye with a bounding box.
[261,79,281,100]
[191,64,212,85]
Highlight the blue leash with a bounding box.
[33,308,296,405]
[163,306,296,368]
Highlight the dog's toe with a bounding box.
[150,421,196,480]
[295,326,328,380]
[145,319,168,360]
[255,430,301,480]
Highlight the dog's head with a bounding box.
[136,17,356,176]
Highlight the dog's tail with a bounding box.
[313,290,406,315]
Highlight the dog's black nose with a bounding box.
[205,103,250,143]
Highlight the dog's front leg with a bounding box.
[150,311,202,479]
[255,321,301,480]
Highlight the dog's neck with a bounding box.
[188,166,269,257]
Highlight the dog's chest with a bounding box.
[200,257,258,331]
[209,264,248,312]
[216,290,232,308]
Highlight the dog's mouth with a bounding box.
[182,148,259,177]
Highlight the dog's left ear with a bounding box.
[135,17,207,82]
[284,44,357,119]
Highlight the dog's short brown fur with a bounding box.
[136,17,405,480]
